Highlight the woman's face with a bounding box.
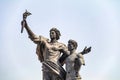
[68,42,75,51]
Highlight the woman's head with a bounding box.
[68,39,78,51]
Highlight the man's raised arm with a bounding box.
[21,10,39,43]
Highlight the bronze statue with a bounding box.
[21,11,69,80]
[65,39,91,80]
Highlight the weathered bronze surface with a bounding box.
[21,10,91,80]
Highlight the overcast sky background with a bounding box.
[0,0,120,80]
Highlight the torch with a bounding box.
[21,10,31,33]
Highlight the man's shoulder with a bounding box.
[57,42,66,47]
[77,53,84,58]
[39,35,49,42]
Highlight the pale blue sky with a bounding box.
[0,0,120,80]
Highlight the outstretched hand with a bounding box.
[82,46,91,55]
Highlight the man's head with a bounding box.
[68,39,78,51]
[50,28,61,40]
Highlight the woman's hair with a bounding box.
[50,28,61,40]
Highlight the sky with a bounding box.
[0,0,120,80]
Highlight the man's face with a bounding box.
[50,30,56,39]
[68,42,74,51]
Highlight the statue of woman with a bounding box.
[65,39,91,80]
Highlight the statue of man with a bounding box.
[21,12,69,80]
[65,39,91,80]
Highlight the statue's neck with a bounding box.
[70,49,76,54]
[50,39,57,43]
